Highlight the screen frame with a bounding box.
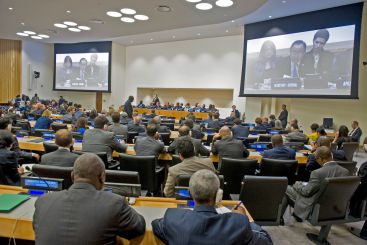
[53,41,112,93]
[239,3,363,99]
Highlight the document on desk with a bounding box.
[216,206,232,214]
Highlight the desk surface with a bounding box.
[0,185,252,244]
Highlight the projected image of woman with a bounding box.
[58,56,73,87]
[78,58,88,86]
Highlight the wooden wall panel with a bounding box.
[0,39,21,103]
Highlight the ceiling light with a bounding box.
[186,0,202,2]
[150,38,154,41]
[269,15,272,18]
[197,33,201,36]
[68,27,81,32]
[134,15,149,21]
[215,0,233,7]
[78,26,91,30]
[282,0,287,3]
[66,10,71,13]
[31,36,43,39]
[54,23,67,28]
[156,5,171,12]
[121,17,135,23]
[106,11,122,18]
[38,34,50,38]
[16,32,28,37]
[9,7,13,10]
[20,22,25,26]
[90,19,105,24]
[226,29,229,33]
[121,8,136,15]
[64,21,78,26]
[24,31,36,35]
[172,36,176,39]
[196,3,213,10]
[231,20,235,23]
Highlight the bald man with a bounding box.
[33,153,146,244]
[211,126,249,159]
[262,135,296,160]
[282,146,349,221]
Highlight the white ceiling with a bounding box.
[0,0,364,46]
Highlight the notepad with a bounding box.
[0,194,30,213]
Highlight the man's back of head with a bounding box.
[177,139,195,160]
[317,136,331,148]
[94,116,108,129]
[219,126,231,138]
[189,169,219,205]
[111,112,120,124]
[233,118,242,126]
[178,125,190,137]
[55,129,73,148]
[314,146,333,166]
[72,153,105,190]
[134,116,141,125]
[146,124,158,138]
[271,134,283,147]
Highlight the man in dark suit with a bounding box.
[278,104,288,129]
[231,105,240,119]
[33,153,146,244]
[282,146,349,221]
[211,126,249,159]
[231,118,249,139]
[41,129,79,167]
[82,116,127,162]
[153,169,273,244]
[134,124,164,156]
[151,116,171,134]
[123,95,134,118]
[349,121,362,142]
[206,112,223,131]
[277,40,306,78]
[168,125,210,157]
[127,116,145,134]
[262,135,296,160]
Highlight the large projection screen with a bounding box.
[240,3,362,99]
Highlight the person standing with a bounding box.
[278,104,288,129]
[124,96,134,118]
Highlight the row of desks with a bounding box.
[0,185,252,244]
[134,108,209,120]
[17,136,309,164]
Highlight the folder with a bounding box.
[0,194,30,213]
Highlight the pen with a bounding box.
[234,201,243,210]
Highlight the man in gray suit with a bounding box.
[134,124,164,156]
[33,153,146,244]
[168,125,210,157]
[211,126,249,159]
[282,146,349,221]
[82,116,127,161]
[127,116,145,134]
[107,112,128,138]
[164,140,215,197]
[41,129,79,167]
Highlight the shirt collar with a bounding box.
[69,182,97,191]
[194,205,217,213]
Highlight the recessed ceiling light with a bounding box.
[282,0,287,3]
[172,35,176,39]
[134,14,149,21]
[68,27,81,32]
[20,22,25,26]
[269,15,272,18]
[66,10,71,13]
[121,8,136,15]
[90,19,105,24]
[226,29,229,33]
[9,7,13,10]
[156,5,171,12]
[78,26,91,30]
[121,17,135,23]
[38,34,50,38]
[54,23,67,28]
[64,21,78,26]
[215,0,234,7]
[186,0,202,2]
[231,20,235,23]
[196,3,213,10]
[31,36,43,39]
[106,11,122,18]
[16,32,28,37]
[197,33,201,36]
[24,31,36,35]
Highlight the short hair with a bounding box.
[94,116,108,129]
[269,114,276,120]
[151,116,161,125]
[0,130,14,148]
[128,96,134,101]
[178,126,190,136]
[314,146,332,162]
[42,110,51,117]
[189,169,219,203]
[233,118,242,125]
[271,134,283,146]
[291,40,306,50]
[134,116,141,124]
[183,119,194,129]
[292,124,299,130]
[313,29,330,42]
[219,126,231,137]
[316,127,327,135]
[73,153,105,179]
[317,136,331,147]
[67,106,75,113]
[310,123,319,131]
[146,124,158,137]
[213,112,220,120]
[55,129,73,147]
[0,117,11,130]
[177,139,195,159]
[111,112,120,123]
[120,112,128,118]
[255,117,262,125]
[75,117,87,130]
[151,109,156,114]
[352,121,359,126]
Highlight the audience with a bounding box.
[164,140,215,197]
[119,112,130,124]
[88,109,98,126]
[254,117,267,131]
[134,124,164,156]
[231,118,249,139]
[107,112,128,138]
[333,125,351,149]
[349,120,362,142]
[41,129,79,167]
[212,126,249,159]
[82,116,127,162]
[33,153,146,244]
[274,119,283,130]
[63,106,76,123]
[73,117,88,135]
[155,169,273,244]
[127,116,145,134]
[151,116,171,134]
[286,124,307,142]
[34,109,53,130]
[262,135,296,160]
[307,123,319,143]
[282,146,349,221]
[269,114,276,128]
[207,112,222,131]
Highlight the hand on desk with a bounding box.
[32,153,40,161]
[18,166,25,174]
[231,204,248,217]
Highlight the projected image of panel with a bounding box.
[243,25,355,96]
[55,52,109,91]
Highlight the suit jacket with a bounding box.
[33,182,146,245]
[127,124,146,134]
[134,136,164,156]
[107,123,128,138]
[302,50,333,76]
[278,110,288,129]
[206,120,223,131]
[157,125,171,134]
[232,125,249,139]
[82,128,127,161]
[306,150,347,173]
[349,127,362,142]
[0,148,19,185]
[292,161,349,219]
[168,135,210,157]
[152,205,273,245]
[41,148,79,167]
[164,156,215,197]
[124,99,133,118]
[262,145,296,160]
[212,137,249,159]
[286,131,307,142]
[11,136,33,159]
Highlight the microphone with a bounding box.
[24,166,50,189]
